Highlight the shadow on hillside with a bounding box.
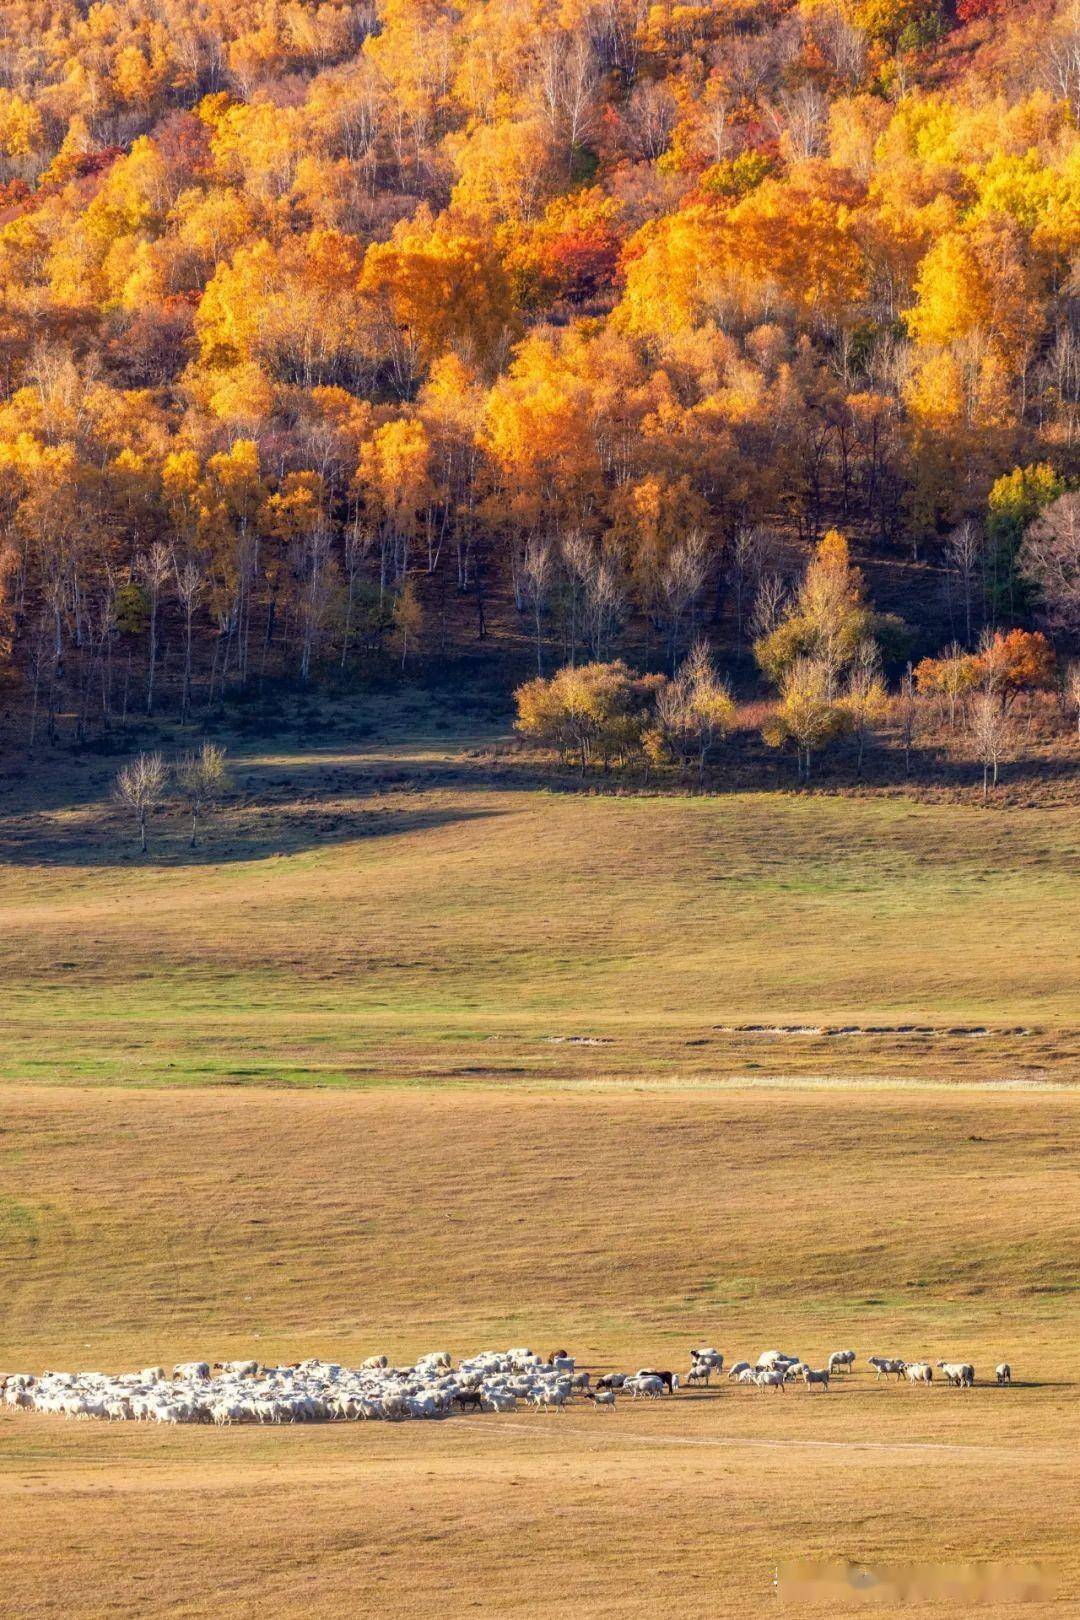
[1,721,1076,870]
[0,795,508,869]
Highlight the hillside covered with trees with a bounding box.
[0,0,1078,788]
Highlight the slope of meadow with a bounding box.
[0,734,1078,1088]
[1,734,1078,1618]
[1,1081,1079,1618]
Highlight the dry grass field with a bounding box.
[0,729,1078,1616]
[2,1084,1079,1618]
[0,731,1078,1088]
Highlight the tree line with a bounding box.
[515,532,1078,799]
[0,0,1079,740]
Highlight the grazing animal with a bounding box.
[905,1362,933,1386]
[868,1357,905,1381]
[453,1389,484,1412]
[628,1375,665,1399]
[727,1361,751,1380]
[636,1369,679,1394]
[995,1363,1012,1385]
[173,1362,210,1380]
[801,1367,829,1391]
[597,1373,627,1390]
[937,1361,974,1388]
[583,1389,616,1408]
[215,1360,259,1378]
[754,1369,786,1394]
[827,1350,855,1375]
[689,1349,724,1384]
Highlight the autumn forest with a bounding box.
[1,0,1079,789]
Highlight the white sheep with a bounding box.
[868,1356,905,1381]
[754,1369,786,1393]
[937,1361,974,1388]
[827,1350,855,1375]
[628,1374,664,1399]
[905,1362,933,1386]
[801,1366,829,1391]
[995,1362,1012,1385]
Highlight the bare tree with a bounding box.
[727,524,774,650]
[560,528,594,665]
[173,552,203,725]
[341,517,373,670]
[586,552,625,661]
[174,743,230,849]
[808,2,866,85]
[624,79,679,160]
[968,691,1010,805]
[1018,491,1080,636]
[750,572,788,643]
[697,86,732,164]
[945,520,982,645]
[896,662,920,777]
[768,84,827,160]
[842,643,887,777]
[661,530,709,671]
[523,535,554,674]
[135,542,171,717]
[535,34,600,170]
[114,751,167,854]
[1065,660,1080,740]
[1044,5,1080,119]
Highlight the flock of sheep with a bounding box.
[1,1344,1012,1426]
[686,1347,1011,1391]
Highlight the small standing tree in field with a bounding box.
[393,578,423,669]
[114,751,167,854]
[649,641,736,783]
[515,660,662,773]
[968,690,1010,804]
[914,643,980,727]
[761,655,849,781]
[174,743,230,849]
[840,645,889,776]
[896,662,921,776]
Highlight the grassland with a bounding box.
[2,1083,1079,1618]
[0,726,1078,1616]
[0,730,1078,1087]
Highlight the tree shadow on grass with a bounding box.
[0,797,509,869]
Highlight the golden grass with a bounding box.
[1,740,1078,1085]
[1,1082,1078,1618]
[1,738,1078,1615]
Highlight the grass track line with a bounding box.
[450,1416,1074,1461]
